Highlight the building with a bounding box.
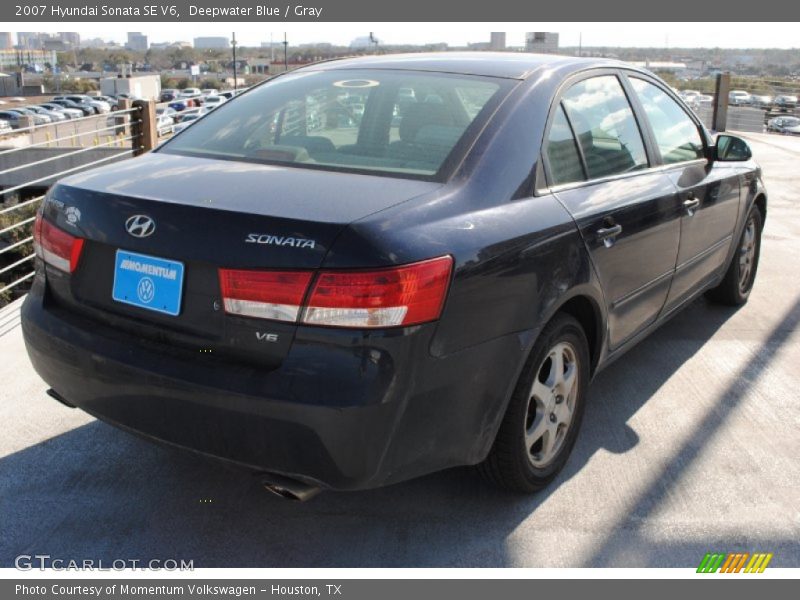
[349,36,373,49]
[0,33,13,50]
[0,48,57,71]
[101,73,160,100]
[489,32,506,51]
[194,37,229,49]
[58,32,80,47]
[42,39,69,52]
[126,32,148,52]
[630,61,687,74]
[16,32,41,49]
[248,57,271,74]
[525,32,559,54]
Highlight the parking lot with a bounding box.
[0,133,798,568]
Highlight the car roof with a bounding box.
[297,52,622,80]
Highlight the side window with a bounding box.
[630,78,705,164]
[546,105,585,185]
[561,75,649,179]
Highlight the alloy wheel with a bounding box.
[525,341,580,468]
[739,216,757,294]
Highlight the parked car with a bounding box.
[48,98,94,116]
[201,88,219,96]
[10,107,52,124]
[22,53,766,499]
[113,93,141,103]
[679,89,701,102]
[0,110,30,128]
[773,94,798,110]
[156,113,175,137]
[766,115,800,135]
[171,96,204,109]
[218,90,236,100]
[728,90,752,106]
[156,106,179,123]
[160,89,179,102]
[39,103,84,119]
[54,95,111,114]
[202,95,226,110]
[167,99,190,112]
[95,95,119,110]
[25,105,67,122]
[172,108,207,133]
[750,94,773,109]
[5,108,49,125]
[178,88,202,99]
[680,91,713,111]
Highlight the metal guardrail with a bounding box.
[0,100,158,304]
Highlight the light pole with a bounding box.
[231,32,237,92]
[283,32,288,71]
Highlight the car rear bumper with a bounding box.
[21,278,528,490]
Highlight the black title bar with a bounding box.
[3,0,800,22]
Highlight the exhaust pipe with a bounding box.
[47,388,76,408]
[260,473,322,502]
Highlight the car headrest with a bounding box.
[399,103,456,143]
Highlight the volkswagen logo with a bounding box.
[125,215,156,238]
[136,277,155,304]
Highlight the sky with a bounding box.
[9,22,800,49]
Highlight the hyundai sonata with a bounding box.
[22,53,766,499]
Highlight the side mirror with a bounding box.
[715,135,752,162]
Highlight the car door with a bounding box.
[544,72,683,350]
[625,74,741,310]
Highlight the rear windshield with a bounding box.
[160,69,512,179]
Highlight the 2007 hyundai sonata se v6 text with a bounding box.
[22,52,766,500]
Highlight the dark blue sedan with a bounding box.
[22,53,766,499]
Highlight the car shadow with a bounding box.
[0,296,793,568]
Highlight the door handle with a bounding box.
[597,224,623,247]
[683,197,700,213]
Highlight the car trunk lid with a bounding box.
[43,153,439,368]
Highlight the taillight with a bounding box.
[302,257,452,328]
[219,269,313,322]
[33,210,43,257]
[218,257,453,329]
[34,213,84,273]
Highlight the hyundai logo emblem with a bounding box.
[125,215,156,238]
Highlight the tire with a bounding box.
[479,313,591,493]
[706,205,763,306]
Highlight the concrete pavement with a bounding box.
[1,134,798,568]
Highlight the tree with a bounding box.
[199,77,221,89]
[166,47,200,68]
[107,50,134,70]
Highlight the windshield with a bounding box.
[160,69,512,179]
